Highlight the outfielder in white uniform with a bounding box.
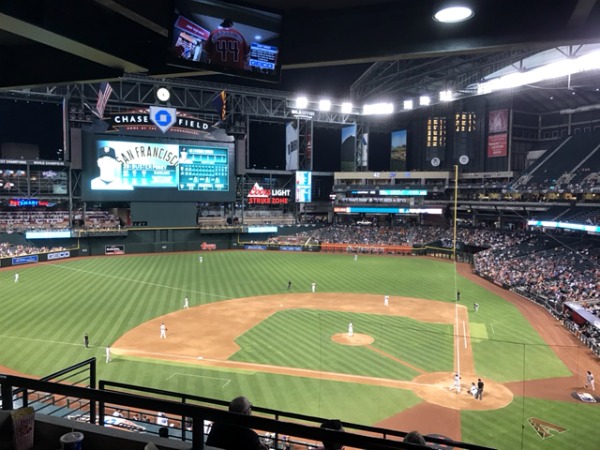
[14,273,19,283]
[106,346,111,363]
[160,322,167,339]
[199,256,203,263]
[354,254,358,261]
[348,322,353,337]
[311,282,316,293]
[184,297,189,309]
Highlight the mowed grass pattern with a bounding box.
[232,309,454,378]
[0,251,588,449]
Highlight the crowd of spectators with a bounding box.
[0,242,66,258]
[474,237,600,310]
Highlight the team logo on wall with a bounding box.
[247,182,290,204]
[150,106,177,133]
[106,108,214,136]
[459,155,469,165]
[431,157,441,167]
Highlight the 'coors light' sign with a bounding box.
[247,182,290,204]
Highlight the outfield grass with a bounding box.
[0,251,592,450]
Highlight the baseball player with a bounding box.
[585,370,595,391]
[384,295,389,307]
[287,280,292,290]
[199,256,203,263]
[450,373,461,393]
[354,254,358,261]
[311,282,316,293]
[160,322,167,339]
[469,382,477,397]
[184,297,189,309]
[474,303,479,313]
[84,333,89,348]
[348,322,354,337]
[105,346,111,363]
[14,273,19,283]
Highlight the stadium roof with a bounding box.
[1,1,600,112]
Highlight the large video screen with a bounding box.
[82,134,234,202]
[167,0,282,82]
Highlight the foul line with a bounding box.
[166,372,231,388]
[42,264,228,299]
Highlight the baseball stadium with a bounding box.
[1,1,600,449]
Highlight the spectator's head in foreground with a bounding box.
[403,430,427,445]
[320,419,344,450]
[229,396,253,415]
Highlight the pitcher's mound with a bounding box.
[332,333,374,346]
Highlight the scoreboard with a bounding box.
[295,171,312,203]
[82,135,234,202]
[178,147,229,191]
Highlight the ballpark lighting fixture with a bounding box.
[477,50,600,95]
[319,99,332,111]
[363,102,394,115]
[295,96,309,108]
[403,100,414,110]
[419,95,431,106]
[439,90,453,101]
[341,102,353,114]
[433,4,474,23]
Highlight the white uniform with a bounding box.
[105,346,111,363]
[199,256,203,263]
[586,371,595,390]
[184,297,189,309]
[14,273,19,283]
[354,254,358,261]
[160,323,167,339]
[470,383,477,397]
[450,374,461,393]
[384,295,389,306]
[348,322,353,337]
[311,282,316,293]
[474,303,479,312]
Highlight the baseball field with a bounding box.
[0,251,599,449]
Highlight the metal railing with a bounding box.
[1,364,497,450]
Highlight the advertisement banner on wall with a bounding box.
[105,245,125,255]
[488,109,509,133]
[487,133,508,158]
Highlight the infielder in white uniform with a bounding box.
[384,295,389,307]
[184,297,189,309]
[160,322,167,339]
[105,346,111,363]
[586,370,595,390]
[311,282,316,293]
[348,322,353,337]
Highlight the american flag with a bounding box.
[95,81,113,118]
